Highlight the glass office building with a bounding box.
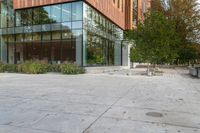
[0,0,123,66]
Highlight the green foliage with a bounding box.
[19,61,49,74]
[178,45,200,64]
[130,48,143,63]
[0,63,17,73]
[4,64,17,73]
[167,0,200,44]
[61,62,85,75]
[0,62,4,73]
[152,0,200,63]
[126,11,180,64]
[48,64,61,72]
[0,61,85,75]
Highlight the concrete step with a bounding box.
[85,66,129,74]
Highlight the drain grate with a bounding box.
[146,112,163,117]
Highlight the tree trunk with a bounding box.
[146,63,151,76]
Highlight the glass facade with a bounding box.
[0,0,123,66]
[83,3,123,66]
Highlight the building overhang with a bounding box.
[13,0,130,30]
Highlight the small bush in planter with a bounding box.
[19,61,49,74]
[61,62,85,75]
[48,64,61,72]
[0,62,5,73]
[4,64,17,73]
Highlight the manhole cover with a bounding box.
[146,112,163,117]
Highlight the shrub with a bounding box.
[4,64,17,73]
[0,62,4,73]
[48,64,61,72]
[61,62,85,75]
[19,61,49,74]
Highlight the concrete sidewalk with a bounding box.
[0,69,199,133]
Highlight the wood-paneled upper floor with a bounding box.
[13,0,132,30]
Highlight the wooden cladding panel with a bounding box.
[124,0,133,30]
[13,0,75,9]
[85,0,127,29]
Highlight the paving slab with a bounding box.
[0,69,200,133]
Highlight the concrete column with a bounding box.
[122,41,131,68]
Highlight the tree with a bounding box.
[167,0,200,44]
[130,48,143,63]
[178,44,200,65]
[126,11,180,65]
[163,0,200,64]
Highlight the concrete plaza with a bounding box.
[0,69,200,133]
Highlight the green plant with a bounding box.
[48,64,61,72]
[19,61,49,74]
[126,11,180,64]
[4,64,17,73]
[0,62,4,73]
[61,62,85,75]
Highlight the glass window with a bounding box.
[1,3,8,28]
[32,42,41,60]
[51,41,61,63]
[52,31,61,40]
[61,40,75,62]
[62,3,71,22]
[15,26,23,34]
[16,34,24,42]
[51,23,61,31]
[42,24,51,32]
[8,35,15,43]
[62,22,71,30]
[42,42,51,62]
[32,25,41,32]
[33,8,41,25]
[72,21,82,29]
[24,33,32,42]
[8,10,14,27]
[72,29,82,38]
[42,32,51,41]
[40,6,53,24]
[51,4,61,23]
[33,33,41,41]
[52,23,61,40]
[62,22,72,39]
[15,11,22,27]
[72,29,82,65]
[21,9,32,26]
[7,28,14,34]
[72,2,83,21]
[24,26,33,34]
[2,29,7,35]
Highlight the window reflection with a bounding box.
[33,33,41,41]
[40,6,54,24]
[72,2,83,21]
[33,8,41,25]
[62,22,72,39]
[42,32,51,41]
[51,5,61,23]
[62,3,71,22]
[22,9,32,26]
[2,1,123,66]
[84,3,123,66]
[72,21,82,29]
